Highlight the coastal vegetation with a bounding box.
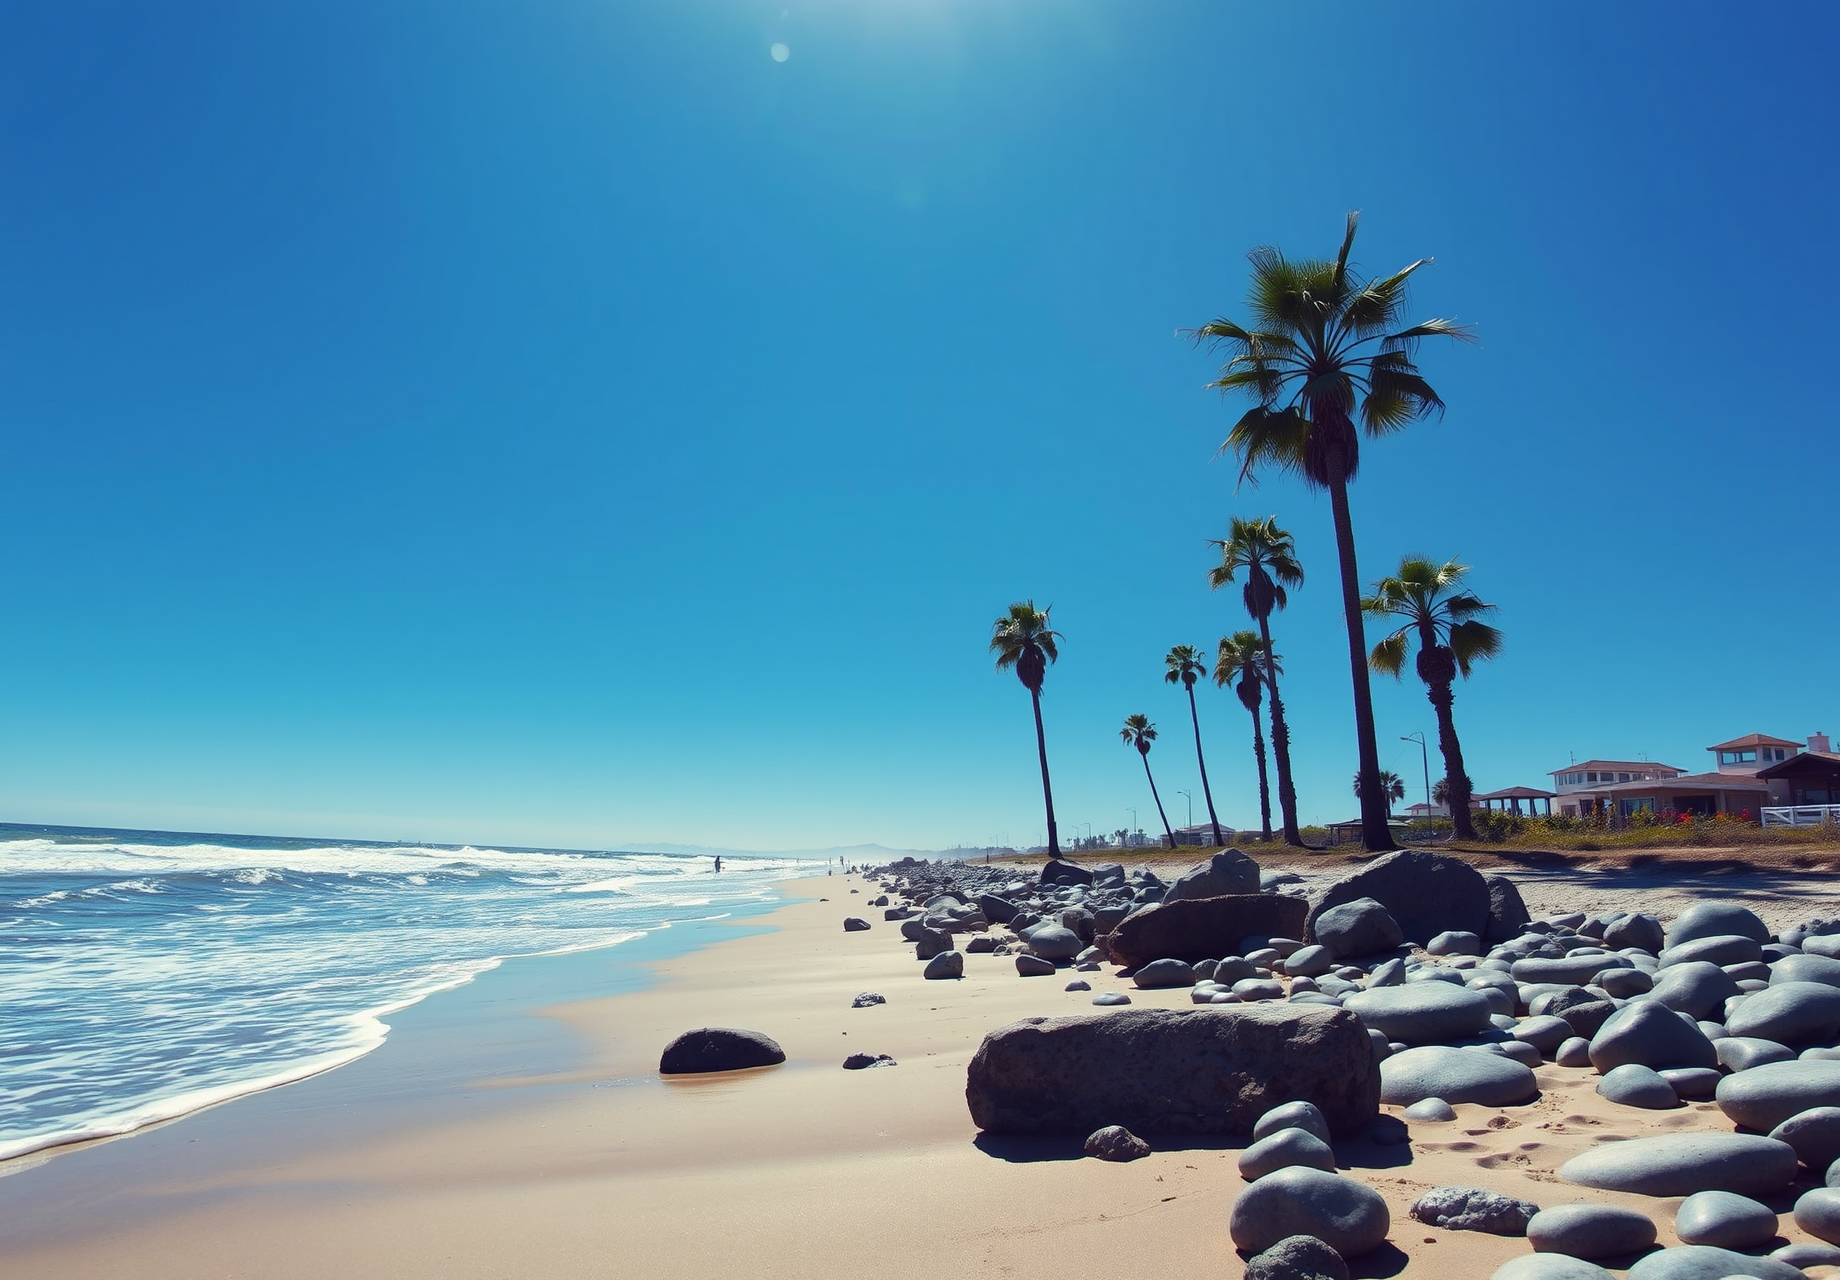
[990,602,1063,858]
[1352,769,1406,819]
[1214,631,1277,841]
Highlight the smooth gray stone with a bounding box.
[1598,967,1654,998]
[1312,896,1405,959]
[1367,1028,1391,1061]
[1238,1125,1337,1181]
[1717,1059,1840,1131]
[1367,957,1406,987]
[922,950,963,979]
[1717,1037,1795,1072]
[1243,1234,1351,1280]
[1285,944,1336,977]
[1673,1189,1777,1248]
[1525,1202,1657,1260]
[1794,1185,1840,1244]
[1771,1106,1840,1168]
[1771,952,1840,988]
[1497,1040,1544,1067]
[1809,933,1840,959]
[1805,1045,1840,1061]
[1604,913,1665,952]
[1596,1063,1679,1109]
[1589,1001,1717,1073]
[1651,961,1742,1020]
[1774,1240,1840,1266]
[1402,1097,1458,1121]
[1132,957,1196,988]
[1163,848,1260,901]
[1343,983,1492,1045]
[1554,1036,1593,1068]
[1026,925,1084,961]
[1404,965,1467,986]
[1491,1256,1615,1280]
[1015,954,1057,976]
[1511,955,1634,985]
[1380,1045,1538,1106]
[1228,1166,1390,1258]
[1560,1132,1798,1196]
[1659,934,1765,969]
[1234,978,1286,1002]
[1254,1099,1332,1144]
[1428,930,1482,956]
[1625,1244,1804,1278]
[1725,960,1773,983]
[1408,1185,1538,1235]
[1213,957,1257,983]
[1697,1020,1727,1040]
[1514,1015,1575,1054]
[1725,980,1840,1045]
[1659,1067,1721,1099]
[1667,902,1771,947]
[1091,991,1131,1006]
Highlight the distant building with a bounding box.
[1550,733,1824,818]
[1473,786,1555,816]
[1707,732,1803,774]
[1550,760,1686,794]
[1756,733,1840,808]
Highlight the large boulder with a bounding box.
[1559,1132,1798,1197]
[1666,901,1771,947]
[1306,850,1489,948]
[1104,894,1308,967]
[1717,1061,1840,1132]
[659,1027,787,1074]
[1039,858,1094,886]
[1589,1001,1719,1072]
[1725,981,1840,1046]
[965,1004,1379,1137]
[1343,984,1493,1045]
[1485,875,1532,944]
[1379,1046,1538,1107]
[1164,848,1261,901]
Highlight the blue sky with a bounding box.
[2,1,1836,851]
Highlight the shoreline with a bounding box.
[8,861,1840,1278]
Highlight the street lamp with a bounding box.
[1176,789,1193,827]
[1128,808,1137,845]
[1401,733,1431,823]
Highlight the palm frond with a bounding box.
[1341,259,1427,336]
[1449,619,1504,677]
[1362,362,1446,433]
[1368,631,1410,677]
[1220,406,1310,486]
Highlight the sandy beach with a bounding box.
[6,854,1840,1279]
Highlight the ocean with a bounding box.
[0,823,817,1163]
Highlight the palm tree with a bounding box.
[1353,769,1406,819]
[1364,557,1503,841]
[1164,644,1225,846]
[1119,713,1175,847]
[1208,515,1304,845]
[1195,212,1474,850]
[1215,630,1279,841]
[991,601,1063,857]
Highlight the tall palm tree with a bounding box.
[1194,212,1474,851]
[1164,644,1224,846]
[1353,769,1407,819]
[1119,713,1175,847]
[1364,557,1503,841]
[1208,515,1304,845]
[990,601,1063,857]
[1215,630,1279,841]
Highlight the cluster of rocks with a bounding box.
[850,854,1840,1275]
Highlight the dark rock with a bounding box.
[965,1004,1378,1137]
[1039,858,1094,886]
[882,906,912,921]
[1549,992,1618,1040]
[659,1027,787,1074]
[1132,958,1196,989]
[1229,1166,1390,1258]
[966,935,997,953]
[1343,983,1492,1045]
[1065,978,1090,991]
[1485,874,1532,944]
[1306,849,1490,948]
[913,927,953,960]
[1082,1124,1149,1161]
[1603,912,1664,952]
[1105,894,1308,967]
[1164,848,1260,901]
[1525,1203,1657,1260]
[1311,897,1405,959]
[1589,1001,1718,1072]
[1409,1185,1539,1235]
[843,916,871,932]
[842,1052,896,1069]
[1673,1189,1777,1249]
[976,893,1018,924]
[1026,925,1084,962]
[922,950,963,979]
[1015,954,1056,976]
[850,992,885,1008]
[1243,1234,1350,1280]
[1560,1132,1798,1196]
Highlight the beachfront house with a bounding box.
[1548,733,1826,819]
[1472,786,1556,816]
[1756,734,1840,825]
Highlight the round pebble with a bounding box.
[1526,1202,1657,1260]
[1227,1166,1390,1258]
[1673,1189,1777,1249]
[1402,1097,1458,1122]
[1237,1126,1337,1181]
[1794,1185,1840,1244]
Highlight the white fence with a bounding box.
[1762,805,1840,828]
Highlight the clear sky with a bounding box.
[2,1,1836,852]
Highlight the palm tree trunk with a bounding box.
[1256,616,1303,846]
[1186,684,1225,846]
[1141,752,1175,847]
[1031,687,1060,856]
[1249,705,1272,841]
[1428,679,1478,840]
[1329,479,1393,850]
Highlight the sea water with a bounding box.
[0,823,817,1162]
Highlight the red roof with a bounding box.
[1707,733,1802,751]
